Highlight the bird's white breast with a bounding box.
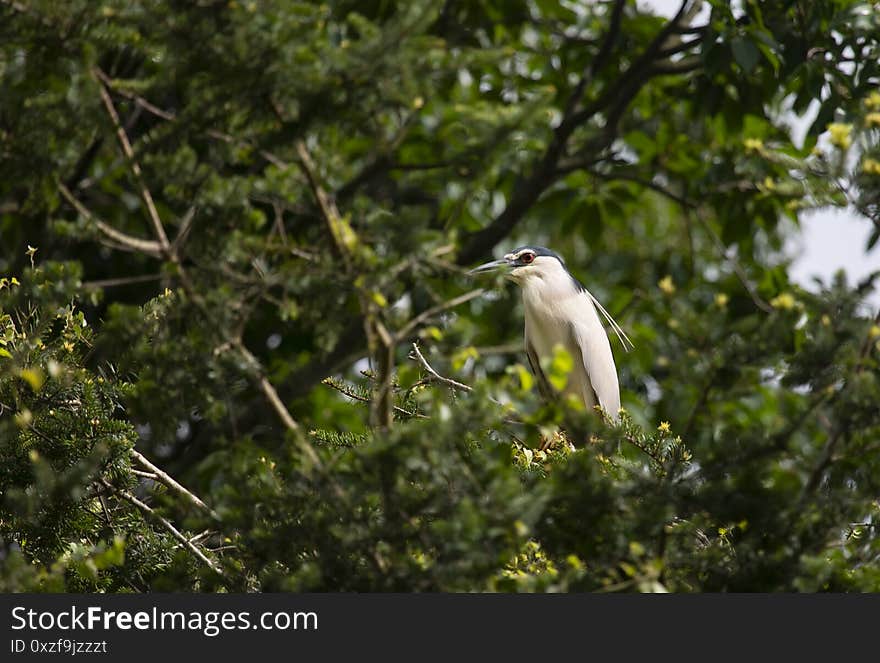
[520,264,618,413]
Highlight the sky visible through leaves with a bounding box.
[645,0,879,308]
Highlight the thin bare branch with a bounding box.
[410,343,473,393]
[395,289,485,341]
[234,341,325,469]
[94,70,292,171]
[271,202,289,246]
[370,320,396,428]
[294,139,398,428]
[131,449,218,518]
[101,479,225,577]
[295,140,352,266]
[82,274,163,290]
[172,206,197,252]
[652,57,703,75]
[58,182,163,258]
[93,67,171,251]
[657,37,703,58]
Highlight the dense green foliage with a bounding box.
[1,0,879,592]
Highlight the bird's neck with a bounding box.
[520,267,580,313]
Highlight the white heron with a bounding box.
[470,246,633,419]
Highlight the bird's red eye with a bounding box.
[521,253,535,264]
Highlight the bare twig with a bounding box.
[295,140,352,266]
[58,183,163,258]
[130,449,218,518]
[93,68,176,121]
[651,57,702,75]
[93,67,171,251]
[370,319,396,428]
[172,206,197,253]
[395,289,485,340]
[235,343,301,435]
[93,69,292,171]
[92,71,321,468]
[271,202,288,246]
[295,139,399,427]
[101,479,225,577]
[234,342,326,470]
[82,274,163,290]
[187,530,213,545]
[410,343,473,392]
[657,37,704,58]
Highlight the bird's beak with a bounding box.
[468,258,511,275]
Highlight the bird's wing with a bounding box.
[524,332,554,401]
[567,299,621,418]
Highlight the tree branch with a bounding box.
[57,182,163,258]
[82,274,163,290]
[566,169,773,314]
[409,343,473,393]
[130,449,218,518]
[456,0,699,266]
[561,0,627,122]
[101,479,225,577]
[93,67,171,252]
[235,342,306,435]
[395,288,485,341]
[92,68,293,173]
[295,140,353,266]
[651,57,703,75]
[370,319,396,428]
[172,206,197,253]
[92,70,325,467]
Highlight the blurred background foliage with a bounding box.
[1,0,879,592]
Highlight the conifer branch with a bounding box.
[130,449,219,519]
[93,67,171,252]
[100,479,225,578]
[58,183,163,258]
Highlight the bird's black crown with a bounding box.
[510,245,565,265]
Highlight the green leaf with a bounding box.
[732,37,760,73]
[506,363,533,391]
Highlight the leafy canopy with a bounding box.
[1,0,879,592]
